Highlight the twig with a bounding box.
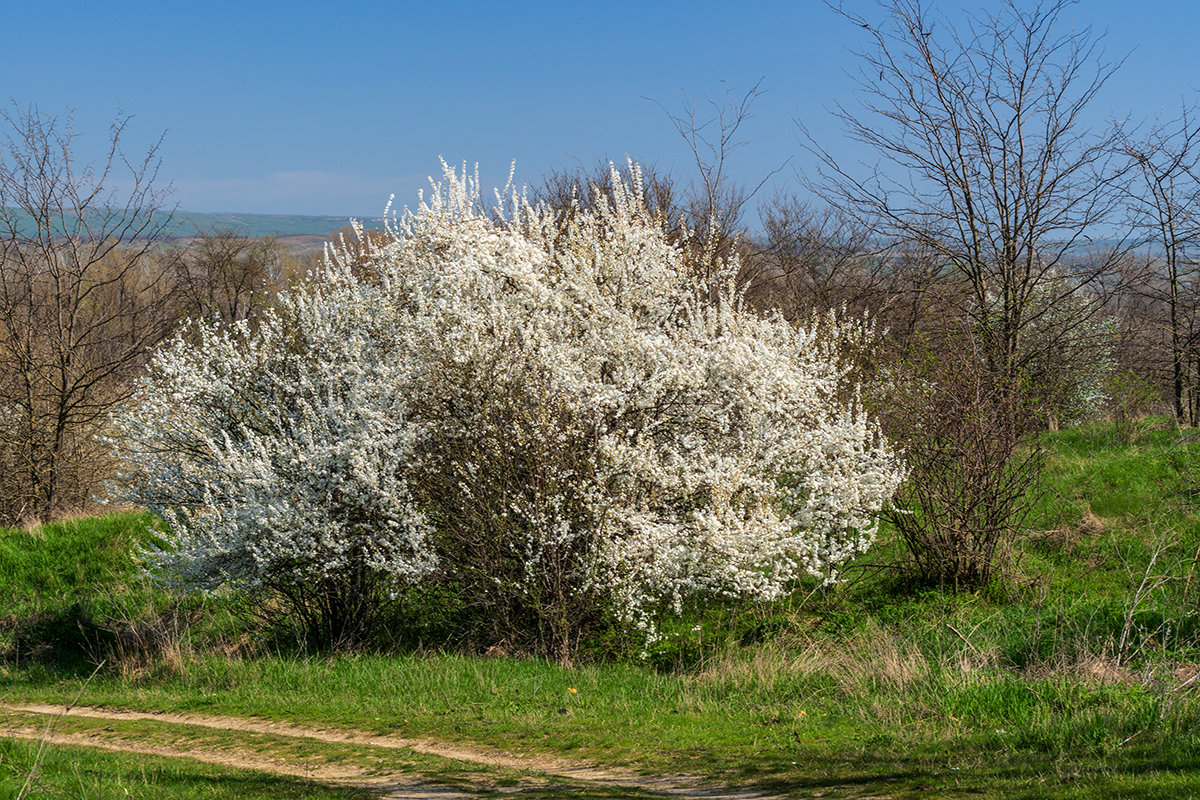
[66,660,105,714]
[946,623,982,657]
[1117,541,1167,667]
[1120,728,1144,747]
[10,660,104,799]
[1172,670,1200,693]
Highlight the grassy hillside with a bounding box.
[3,420,1200,798]
[0,513,236,676]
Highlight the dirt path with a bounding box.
[2,703,788,800]
[2,722,475,800]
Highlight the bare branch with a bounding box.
[805,0,1132,380]
[0,104,179,522]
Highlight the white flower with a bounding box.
[111,159,904,639]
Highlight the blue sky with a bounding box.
[3,1,1197,218]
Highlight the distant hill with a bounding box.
[168,211,386,239]
[164,212,392,256]
[1,208,387,241]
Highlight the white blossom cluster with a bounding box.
[110,282,436,596]
[112,161,903,637]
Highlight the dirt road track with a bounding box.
[2,703,789,800]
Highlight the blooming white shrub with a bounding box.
[113,160,903,654]
[111,279,436,648]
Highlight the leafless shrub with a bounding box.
[168,229,289,325]
[883,330,1045,590]
[745,196,887,321]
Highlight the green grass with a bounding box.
[0,513,151,612]
[0,513,240,673]
[0,513,155,670]
[0,735,373,800]
[3,420,1200,798]
[6,646,1199,798]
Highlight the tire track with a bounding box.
[2,703,787,799]
[2,722,478,800]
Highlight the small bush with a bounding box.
[883,336,1043,590]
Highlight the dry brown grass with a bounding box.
[695,625,936,695]
[691,612,1165,731]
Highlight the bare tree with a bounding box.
[170,228,287,325]
[1118,103,1200,423]
[0,105,178,523]
[645,81,788,296]
[808,0,1130,383]
[803,0,1137,586]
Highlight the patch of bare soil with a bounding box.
[2,703,787,800]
